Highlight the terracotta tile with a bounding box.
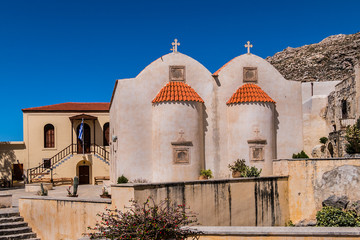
[152,81,204,103]
[226,83,275,105]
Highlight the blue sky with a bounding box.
[1,0,359,141]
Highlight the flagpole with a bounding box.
[82,118,85,155]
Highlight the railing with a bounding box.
[340,118,356,129]
[27,143,109,183]
[93,144,110,162]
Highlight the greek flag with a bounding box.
[78,119,84,142]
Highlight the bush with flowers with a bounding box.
[86,197,201,239]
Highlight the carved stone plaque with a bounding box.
[251,147,263,161]
[169,66,185,82]
[173,147,190,164]
[243,67,258,83]
[248,139,266,161]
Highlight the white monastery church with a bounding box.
[109,40,304,182]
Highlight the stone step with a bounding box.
[0,221,28,230]
[0,226,32,236]
[0,232,37,239]
[0,211,20,219]
[0,217,23,224]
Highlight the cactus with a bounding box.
[73,176,79,196]
[39,183,48,196]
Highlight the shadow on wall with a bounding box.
[0,142,17,182]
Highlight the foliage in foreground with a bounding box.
[87,198,201,239]
[292,150,309,159]
[316,206,360,227]
[345,118,360,154]
[228,159,262,177]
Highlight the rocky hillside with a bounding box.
[266,32,360,82]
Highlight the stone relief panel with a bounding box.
[172,147,190,164]
[248,139,267,161]
[243,67,258,83]
[171,130,192,164]
[169,66,186,82]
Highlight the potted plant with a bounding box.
[199,169,213,180]
[228,159,247,178]
[100,187,111,198]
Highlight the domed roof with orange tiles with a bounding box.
[152,81,204,103]
[227,83,275,105]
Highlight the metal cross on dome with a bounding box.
[245,41,253,54]
[171,39,180,53]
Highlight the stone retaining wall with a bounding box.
[111,176,289,226]
[19,196,111,240]
[273,158,360,224]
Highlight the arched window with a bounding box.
[103,122,110,146]
[342,100,348,119]
[44,124,55,148]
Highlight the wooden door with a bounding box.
[79,166,90,184]
[12,164,23,181]
[77,123,91,154]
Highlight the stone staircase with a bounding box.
[0,208,39,240]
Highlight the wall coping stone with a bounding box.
[274,157,360,162]
[190,226,360,236]
[19,196,111,204]
[112,176,288,189]
[0,194,12,197]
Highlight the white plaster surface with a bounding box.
[152,102,204,182]
[227,103,275,176]
[302,81,341,103]
[110,52,304,181]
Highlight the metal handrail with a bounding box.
[93,144,110,162]
[27,143,110,183]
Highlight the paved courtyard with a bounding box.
[1,184,103,207]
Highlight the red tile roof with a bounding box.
[227,83,275,105]
[22,102,110,112]
[152,82,204,103]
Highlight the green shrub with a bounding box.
[292,150,309,159]
[228,159,262,177]
[87,198,201,239]
[345,118,360,154]
[316,206,360,227]
[319,137,328,144]
[117,175,129,184]
[243,166,262,177]
[200,169,213,178]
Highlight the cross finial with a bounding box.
[171,39,180,53]
[245,41,253,54]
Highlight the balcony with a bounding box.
[340,118,356,129]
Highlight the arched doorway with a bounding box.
[328,142,334,158]
[77,123,91,153]
[103,122,110,146]
[76,160,91,184]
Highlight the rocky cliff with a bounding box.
[266,32,360,82]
